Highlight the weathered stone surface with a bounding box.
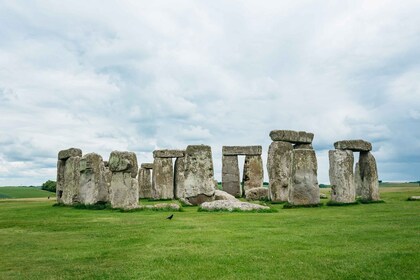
[109,172,139,209]
[183,145,216,205]
[267,141,293,202]
[245,187,269,201]
[320,193,327,199]
[222,155,241,197]
[141,163,154,169]
[269,130,314,144]
[293,143,313,149]
[58,148,82,160]
[200,200,270,211]
[222,146,262,156]
[408,196,420,201]
[141,203,181,211]
[79,153,109,204]
[174,157,186,199]
[56,160,65,204]
[153,149,185,158]
[242,155,264,195]
[334,140,372,152]
[214,190,239,201]
[61,156,81,205]
[288,149,320,205]
[354,162,362,196]
[359,152,380,201]
[152,157,174,199]
[108,151,138,178]
[138,168,152,198]
[329,150,356,203]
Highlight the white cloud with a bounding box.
[0,1,419,185]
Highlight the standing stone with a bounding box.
[288,149,320,205]
[359,152,380,201]
[61,156,81,205]
[152,157,174,199]
[222,155,241,197]
[108,151,139,209]
[79,153,109,205]
[174,157,186,199]
[328,150,356,203]
[138,168,152,199]
[56,159,65,204]
[354,161,362,197]
[267,141,293,202]
[183,145,216,205]
[242,155,264,195]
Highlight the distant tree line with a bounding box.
[41,180,56,193]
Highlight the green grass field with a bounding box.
[0,187,55,199]
[0,184,419,279]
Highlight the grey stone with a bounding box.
[200,200,270,211]
[153,149,185,158]
[174,157,186,199]
[222,155,241,197]
[138,168,152,199]
[354,162,362,196]
[408,196,420,201]
[108,151,138,178]
[61,156,81,205]
[58,148,82,160]
[222,146,262,156]
[56,160,65,204]
[79,153,109,205]
[242,155,264,195]
[152,157,174,200]
[269,130,314,144]
[293,143,313,149]
[109,172,139,209]
[328,150,356,203]
[334,140,372,152]
[183,145,216,205]
[320,193,327,199]
[245,187,269,201]
[359,152,380,201]
[288,149,320,205]
[267,141,293,202]
[141,163,154,169]
[141,203,181,211]
[214,190,239,201]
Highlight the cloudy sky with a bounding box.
[1,1,419,186]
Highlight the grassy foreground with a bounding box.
[0,187,54,199]
[0,185,419,279]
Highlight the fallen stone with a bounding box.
[288,149,320,205]
[320,193,327,199]
[329,150,356,203]
[153,149,185,158]
[334,140,372,152]
[214,190,239,201]
[222,155,241,197]
[138,167,152,199]
[242,155,264,195]
[141,163,154,169]
[174,157,186,199]
[108,151,138,178]
[79,153,109,205]
[178,197,193,206]
[267,141,293,202]
[109,172,139,209]
[358,151,380,201]
[152,157,174,199]
[58,148,82,160]
[245,187,269,201]
[200,200,270,211]
[269,130,314,144]
[183,145,216,205]
[408,196,420,201]
[222,146,262,156]
[142,203,181,211]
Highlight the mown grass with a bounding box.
[0,187,54,199]
[0,184,419,279]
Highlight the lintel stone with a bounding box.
[58,148,82,160]
[141,163,154,169]
[153,149,185,158]
[334,140,372,152]
[222,146,262,156]
[269,130,314,144]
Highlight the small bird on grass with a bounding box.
[166,214,174,220]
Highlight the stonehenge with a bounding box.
[222,146,263,198]
[55,131,381,210]
[267,130,319,205]
[329,140,380,203]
